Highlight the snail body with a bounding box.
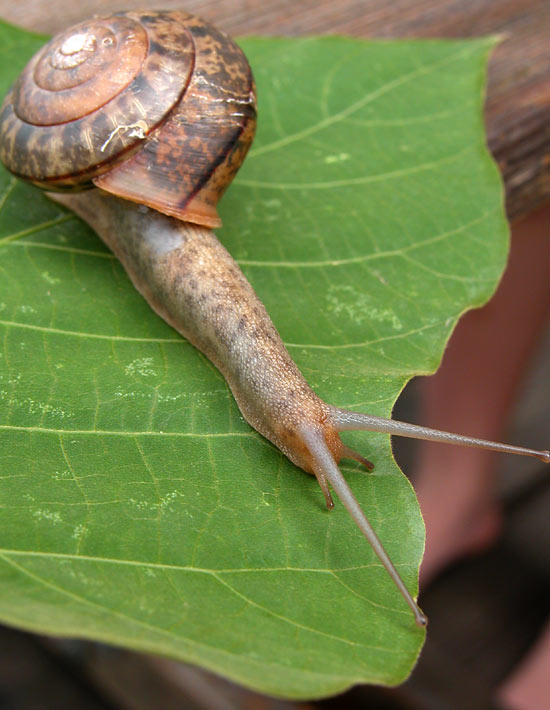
[1,11,548,628]
[54,187,336,478]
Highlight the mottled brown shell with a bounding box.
[0,11,256,228]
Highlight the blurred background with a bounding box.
[0,1,548,708]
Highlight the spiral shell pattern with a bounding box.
[0,11,257,227]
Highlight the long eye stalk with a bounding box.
[300,426,428,627]
[330,408,550,463]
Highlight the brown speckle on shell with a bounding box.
[95,11,257,227]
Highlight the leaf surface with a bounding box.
[0,23,506,698]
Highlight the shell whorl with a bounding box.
[0,11,257,227]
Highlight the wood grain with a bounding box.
[1,0,548,218]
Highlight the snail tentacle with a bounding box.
[313,467,335,509]
[330,408,550,463]
[299,425,427,627]
[340,445,375,471]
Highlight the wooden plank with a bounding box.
[2,0,548,218]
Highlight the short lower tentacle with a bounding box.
[341,445,374,471]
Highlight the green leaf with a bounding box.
[0,21,506,699]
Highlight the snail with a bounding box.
[0,10,548,629]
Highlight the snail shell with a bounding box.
[0,10,257,227]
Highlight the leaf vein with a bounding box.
[248,42,481,158]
